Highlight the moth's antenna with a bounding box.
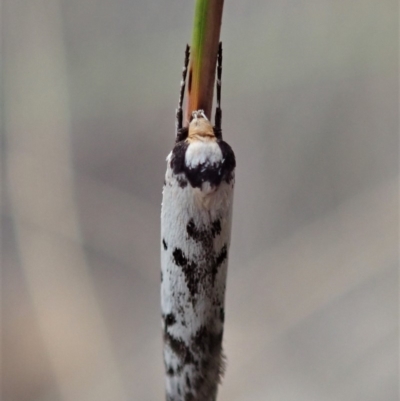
[214,42,222,135]
[176,45,190,134]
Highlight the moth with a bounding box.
[161,43,235,401]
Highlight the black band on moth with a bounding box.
[218,140,236,184]
[185,163,222,189]
[170,139,235,189]
[184,140,235,189]
[170,141,189,174]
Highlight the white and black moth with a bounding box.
[161,43,236,401]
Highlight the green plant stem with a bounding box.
[187,0,224,121]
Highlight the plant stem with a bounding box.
[186,0,224,121]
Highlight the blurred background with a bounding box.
[1,1,398,400]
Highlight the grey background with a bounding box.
[2,1,398,400]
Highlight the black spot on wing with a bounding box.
[186,219,196,238]
[166,366,175,376]
[184,350,196,365]
[212,245,227,285]
[162,239,168,250]
[211,219,221,237]
[215,245,227,268]
[182,263,201,299]
[173,248,187,267]
[175,363,184,375]
[185,219,228,293]
[164,313,176,327]
[187,218,221,242]
[164,331,194,365]
[172,248,200,299]
[177,175,188,188]
[185,373,191,389]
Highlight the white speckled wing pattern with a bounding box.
[161,137,235,401]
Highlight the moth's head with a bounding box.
[188,110,215,141]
